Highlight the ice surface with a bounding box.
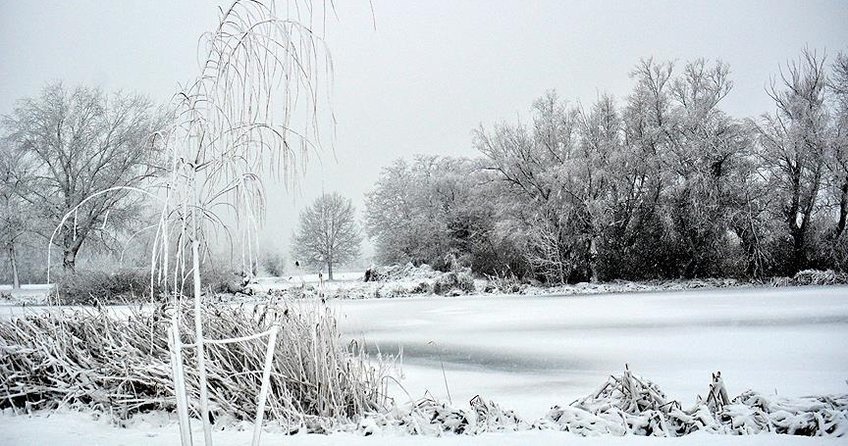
[331,286,848,418]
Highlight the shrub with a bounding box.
[200,266,248,295]
[52,266,252,305]
[52,268,160,305]
[433,271,475,296]
[791,269,848,285]
[262,252,286,277]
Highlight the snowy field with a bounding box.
[2,285,847,445]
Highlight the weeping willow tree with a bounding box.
[151,1,335,444]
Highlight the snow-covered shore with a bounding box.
[5,409,841,446]
[3,285,847,444]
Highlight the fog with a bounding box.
[2,0,846,258]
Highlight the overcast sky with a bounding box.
[2,0,847,260]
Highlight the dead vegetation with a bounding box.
[352,366,847,438]
[0,300,390,428]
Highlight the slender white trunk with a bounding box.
[193,239,212,445]
[192,173,213,446]
[169,322,193,446]
[251,325,279,446]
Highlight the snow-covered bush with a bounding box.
[261,252,285,277]
[368,263,441,282]
[50,266,249,305]
[483,272,522,294]
[769,269,848,287]
[791,269,848,285]
[361,263,475,296]
[433,271,475,295]
[51,268,160,305]
[199,266,249,295]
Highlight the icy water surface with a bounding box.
[332,286,848,418]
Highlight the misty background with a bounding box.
[2,0,847,259]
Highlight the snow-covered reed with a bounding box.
[0,300,389,428]
[348,367,848,438]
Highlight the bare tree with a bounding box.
[829,52,848,239]
[0,144,29,288]
[292,193,361,280]
[2,83,163,272]
[475,90,595,283]
[757,49,829,272]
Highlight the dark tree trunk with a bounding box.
[790,225,808,273]
[63,248,77,273]
[327,259,334,281]
[837,180,848,239]
[9,245,20,289]
[62,231,85,273]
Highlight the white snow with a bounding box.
[2,285,847,444]
[0,284,53,306]
[331,286,848,419]
[1,410,843,445]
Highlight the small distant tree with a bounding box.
[292,192,361,280]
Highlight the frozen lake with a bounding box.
[332,286,848,418]
[3,285,847,445]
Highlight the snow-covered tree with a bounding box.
[365,156,506,273]
[474,91,596,283]
[292,192,361,280]
[756,49,830,273]
[822,52,848,269]
[828,53,848,238]
[2,83,163,272]
[365,157,447,266]
[363,50,848,282]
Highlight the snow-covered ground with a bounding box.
[2,285,847,444]
[3,409,841,445]
[0,283,53,306]
[332,286,848,420]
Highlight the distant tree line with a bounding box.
[366,49,848,282]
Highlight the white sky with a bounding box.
[2,0,847,259]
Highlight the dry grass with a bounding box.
[0,299,390,429]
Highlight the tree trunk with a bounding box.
[9,245,20,289]
[63,248,77,273]
[836,180,848,239]
[327,259,334,281]
[790,225,807,274]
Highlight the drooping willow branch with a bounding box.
[150,2,336,445]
